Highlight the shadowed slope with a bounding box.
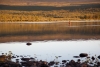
[0,4,100,11]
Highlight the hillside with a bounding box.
[0,0,100,2]
[0,0,100,6]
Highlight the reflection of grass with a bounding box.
[0,22,100,37]
[0,22,100,42]
[0,34,100,43]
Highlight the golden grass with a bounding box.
[0,8,100,22]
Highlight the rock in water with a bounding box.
[26,42,32,46]
[79,53,88,57]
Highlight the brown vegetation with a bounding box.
[0,8,100,22]
[0,3,100,22]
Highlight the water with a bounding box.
[0,21,100,42]
[0,21,100,63]
[0,40,100,62]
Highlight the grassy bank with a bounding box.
[0,3,100,22]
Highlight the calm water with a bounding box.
[0,40,100,62]
[0,21,100,37]
[0,21,100,63]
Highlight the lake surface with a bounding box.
[0,40,100,62]
[0,21,100,64]
[0,22,100,34]
[0,21,100,42]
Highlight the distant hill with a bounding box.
[0,0,100,6]
[29,0,100,2]
[1,0,100,2]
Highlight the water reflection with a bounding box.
[0,21,100,42]
[62,25,100,27]
[0,40,100,62]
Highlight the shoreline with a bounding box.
[0,20,100,23]
[0,34,100,43]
